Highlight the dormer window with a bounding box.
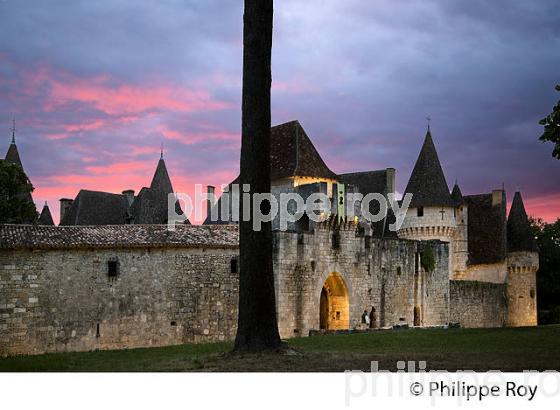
[417,207,424,217]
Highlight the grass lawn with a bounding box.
[1,325,559,372]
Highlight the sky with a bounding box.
[0,0,559,224]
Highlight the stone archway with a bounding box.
[319,272,350,330]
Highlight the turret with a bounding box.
[38,201,55,226]
[506,191,539,326]
[4,120,36,219]
[451,183,468,279]
[398,128,457,239]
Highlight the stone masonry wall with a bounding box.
[0,247,239,356]
[273,221,450,338]
[506,251,538,327]
[449,280,507,328]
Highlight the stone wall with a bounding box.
[273,220,450,338]
[462,261,508,283]
[0,247,239,356]
[449,280,507,328]
[506,251,538,327]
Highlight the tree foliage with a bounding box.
[530,217,560,324]
[539,84,560,159]
[0,160,37,224]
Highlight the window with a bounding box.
[396,266,402,276]
[230,258,238,274]
[332,232,341,249]
[417,207,424,217]
[296,212,310,233]
[107,260,119,278]
[530,288,535,299]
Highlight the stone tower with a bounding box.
[506,191,539,326]
[450,183,468,279]
[397,128,457,276]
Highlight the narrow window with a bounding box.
[336,311,341,320]
[107,260,119,278]
[230,258,238,274]
[417,207,424,217]
[332,232,341,249]
[96,323,100,338]
[296,212,310,233]
[530,289,535,299]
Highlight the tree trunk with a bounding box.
[234,0,282,352]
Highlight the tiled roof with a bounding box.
[270,120,337,180]
[0,224,238,250]
[464,192,507,265]
[60,190,130,226]
[404,130,454,207]
[507,191,537,252]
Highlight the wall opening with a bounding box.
[413,305,421,326]
[107,260,119,278]
[230,258,238,274]
[319,272,349,330]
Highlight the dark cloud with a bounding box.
[0,0,558,221]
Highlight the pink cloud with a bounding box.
[45,72,232,116]
[521,193,560,223]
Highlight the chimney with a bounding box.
[492,189,504,206]
[122,190,135,206]
[59,198,74,222]
[386,168,396,195]
[206,185,216,221]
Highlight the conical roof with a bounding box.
[5,142,23,168]
[507,191,537,252]
[150,158,174,194]
[38,202,55,226]
[451,183,464,205]
[404,130,454,208]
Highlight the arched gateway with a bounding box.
[319,272,350,330]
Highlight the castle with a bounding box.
[0,120,539,356]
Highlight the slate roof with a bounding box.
[464,192,507,265]
[4,143,23,168]
[150,158,174,194]
[270,120,337,180]
[404,130,454,208]
[0,224,238,250]
[4,138,35,210]
[507,191,537,252]
[38,203,55,226]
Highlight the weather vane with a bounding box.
[426,115,431,131]
[160,142,164,159]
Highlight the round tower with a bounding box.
[397,129,457,267]
[506,191,539,327]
